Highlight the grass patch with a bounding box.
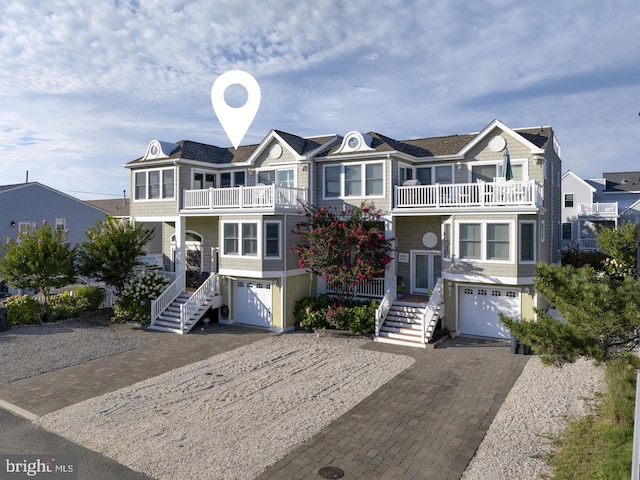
[550,353,639,479]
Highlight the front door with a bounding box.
[411,251,441,294]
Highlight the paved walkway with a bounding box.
[0,321,529,480]
[257,337,529,480]
[0,321,272,417]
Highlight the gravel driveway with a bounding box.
[0,314,148,386]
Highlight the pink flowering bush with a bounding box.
[292,202,393,302]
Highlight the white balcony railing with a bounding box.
[326,277,385,298]
[183,185,306,211]
[578,203,618,217]
[394,180,543,209]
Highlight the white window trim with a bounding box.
[18,221,33,233]
[400,163,455,185]
[564,192,575,208]
[323,161,385,199]
[454,221,514,263]
[55,218,66,231]
[191,169,217,189]
[219,169,247,188]
[467,159,529,182]
[519,220,537,264]
[134,167,176,201]
[255,167,297,188]
[263,220,282,259]
[221,220,261,258]
[442,221,452,260]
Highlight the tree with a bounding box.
[0,221,76,300]
[292,202,393,301]
[77,217,154,296]
[596,221,637,277]
[501,263,640,365]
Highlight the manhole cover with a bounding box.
[318,466,344,479]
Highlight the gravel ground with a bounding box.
[462,356,605,480]
[35,334,415,480]
[0,315,148,386]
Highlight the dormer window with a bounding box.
[334,131,374,154]
[143,140,178,160]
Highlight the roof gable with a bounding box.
[0,182,107,214]
[562,170,596,193]
[458,119,547,156]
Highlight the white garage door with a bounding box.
[459,286,519,339]
[234,280,272,327]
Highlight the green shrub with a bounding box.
[5,295,43,325]
[73,285,106,311]
[48,291,89,322]
[294,295,332,331]
[113,271,170,324]
[294,295,378,334]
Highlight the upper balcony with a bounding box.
[393,179,543,212]
[577,202,618,218]
[181,185,306,213]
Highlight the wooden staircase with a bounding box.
[150,272,221,334]
[375,278,445,348]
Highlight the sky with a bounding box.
[1,0,639,200]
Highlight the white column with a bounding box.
[383,215,396,299]
[174,216,186,272]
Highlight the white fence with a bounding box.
[578,202,618,217]
[395,180,543,209]
[326,277,385,298]
[183,185,307,211]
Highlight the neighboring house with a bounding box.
[561,171,640,250]
[0,182,108,294]
[85,197,163,265]
[126,119,562,345]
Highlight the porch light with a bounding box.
[456,161,462,171]
[534,155,544,165]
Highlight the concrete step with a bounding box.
[375,333,426,348]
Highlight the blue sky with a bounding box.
[1,0,639,200]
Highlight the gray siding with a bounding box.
[0,183,106,247]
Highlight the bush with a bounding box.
[73,285,106,311]
[113,271,170,324]
[294,295,378,334]
[5,295,43,325]
[48,291,89,322]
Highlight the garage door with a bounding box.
[234,280,272,327]
[459,286,519,339]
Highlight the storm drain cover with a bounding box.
[318,466,344,479]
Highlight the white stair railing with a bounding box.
[375,275,396,336]
[151,271,185,326]
[420,278,444,344]
[179,273,220,332]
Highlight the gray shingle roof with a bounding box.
[603,172,640,192]
[85,199,130,217]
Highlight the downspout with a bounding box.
[282,212,287,332]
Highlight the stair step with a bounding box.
[383,319,422,329]
[375,333,426,348]
[378,330,423,340]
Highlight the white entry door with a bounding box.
[234,280,272,327]
[411,251,441,294]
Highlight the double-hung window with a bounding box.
[134,168,175,200]
[324,162,384,198]
[564,193,574,208]
[520,222,536,262]
[223,222,258,257]
[264,221,281,258]
[486,224,510,260]
[258,169,294,187]
[459,224,481,259]
[457,222,513,262]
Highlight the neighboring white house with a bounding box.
[561,171,640,250]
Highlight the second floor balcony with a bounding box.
[394,179,543,211]
[578,202,618,218]
[182,185,306,212]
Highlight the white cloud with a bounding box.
[0,0,638,198]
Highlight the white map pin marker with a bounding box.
[211,70,261,149]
